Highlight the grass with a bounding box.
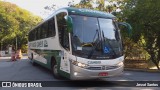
[148,60,160,69]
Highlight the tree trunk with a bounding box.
[150,53,160,70]
[152,60,160,70]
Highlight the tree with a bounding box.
[120,0,160,69]
[0,1,42,52]
[135,0,160,69]
[73,0,93,9]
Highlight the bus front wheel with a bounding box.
[51,61,60,79]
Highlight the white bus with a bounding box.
[28,7,131,80]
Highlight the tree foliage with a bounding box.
[0,1,42,52]
[126,0,160,69]
[111,0,160,69]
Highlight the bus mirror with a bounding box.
[64,16,73,32]
[118,22,132,35]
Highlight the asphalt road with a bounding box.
[0,57,160,90]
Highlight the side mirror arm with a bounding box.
[118,22,132,36]
[64,15,73,33]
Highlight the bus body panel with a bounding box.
[70,62,123,80]
[76,56,124,66]
[69,55,124,80]
[59,50,71,73]
[28,49,61,69]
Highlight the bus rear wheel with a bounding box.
[30,53,36,66]
[52,61,60,79]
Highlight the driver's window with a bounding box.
[56,12,70,50]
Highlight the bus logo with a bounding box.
[102,66,105,70]
[88,61,101,64]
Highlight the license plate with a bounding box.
[98,72,108,76]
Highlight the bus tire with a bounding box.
[30,53,36,66]
[51,59,60,79]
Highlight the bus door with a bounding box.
[57,12,71,74]
[60,50,70,73]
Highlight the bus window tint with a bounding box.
[29,31,32,41]
[34,29,37,40]
[41,22,48,38]
[48,18,56,37]
[32,29,36,41]
[37,27,41,40]
[57,12,69,50]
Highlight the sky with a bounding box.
[2,0,80,19]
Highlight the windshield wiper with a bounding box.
[102,31,117,57]
[88,29,101,59]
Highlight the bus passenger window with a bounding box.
[37,27,41,40]
[48,18,56,37]
[34,29,37,40]
[41,22,48,38]
[29,31,33,41]
[31,30,35,41]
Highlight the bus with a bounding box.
[28,7,131,80]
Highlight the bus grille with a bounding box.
[87,67,102,70]
[86,66,119,70]
[106,66,118,70]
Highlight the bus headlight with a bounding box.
[71,61,88,68]
[117,61,123,66]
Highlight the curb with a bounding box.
[124,68,160,73]
[0,56,28,60]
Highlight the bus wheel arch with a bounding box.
[30,53,36,66]
[31,53,33,60]
[51,56,60,79]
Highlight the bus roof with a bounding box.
[29,7,115,33]
[63,7,115,19]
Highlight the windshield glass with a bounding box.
[70,15,122,60]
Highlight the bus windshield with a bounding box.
[71,15,123,60]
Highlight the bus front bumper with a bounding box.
[70,64,124,80]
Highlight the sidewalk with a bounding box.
[124,68,160,73]
[0,57,11,62]
[0,55,28,62]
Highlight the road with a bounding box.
[0,57,160,90]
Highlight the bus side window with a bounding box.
[32,29,37,41]
[41,22,48,38]
[29,31,31,41]
[48,18,56,37]
[57,12,69,50]
[34,29,37,40]
[28,33,30,41]
[37,27,41,40]
[29,31,32,41]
